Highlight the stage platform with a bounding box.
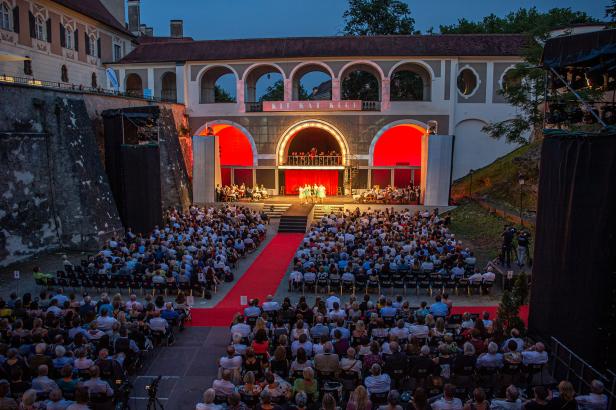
[238,195,352,205]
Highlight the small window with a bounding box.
[113,43,122,61]
[457,67,479,97]
[89,35,96,56]
[91,72,97,88]
[23,57,32,75]
[64,27,73,49]
[35,15,45,41]
[500,68,521,93]
[61,64,68,82]
[0,2,11,31]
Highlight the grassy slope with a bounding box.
[451,140,541,217]
[447,199,509,267]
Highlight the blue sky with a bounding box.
[137,0,608,39]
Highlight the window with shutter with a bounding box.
[0,2,11,31]
[34,15,45,41]
[74,28,78,51]
[13,6,19,33]
[45,17,51,42]
[59,23,65,47]
[97,37,101,58]
[85,31,90,55]
[28,11,34,38]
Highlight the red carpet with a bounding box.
[189,233,304,326]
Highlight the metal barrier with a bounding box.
[0,74,178,103]
[550,336,615,408]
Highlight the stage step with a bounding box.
[313,204,345,220]
[262,204,291,219]
[278,204,312,233]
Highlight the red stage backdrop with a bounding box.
[285,170,338,196]
[234,169,253,186]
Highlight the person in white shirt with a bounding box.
[96,308,118,332]
[521,342,548,365]
[289,270,303,290]
[431,384,463,410]
[468,270,483,283]
[364,364,391,395]
[125,294,143,311]
[476,342,504,368]
[148,311,169,334]
[482,266,496,283]
[326,293,340,311]
[230,317,251,339]
[491,385,523,410]
[262,295,280,313]
[576,379,608,410]
[219,346,242,375]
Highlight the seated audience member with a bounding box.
[491,385,523,410]
[476,342,504,368]
[524,386,550,410]
[549,381,577,410]
[576,380,608,410]
[212,369,235,398]
[364,364,391,395]
[464,388,489,410]
[432,384,463,410]
[522,342,548,365]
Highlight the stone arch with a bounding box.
[160,71,176,101]
[339,60,384,101]
[276,119,350,166]
[290,62,335,100]
[195,120,258,167]
[243,63,285,102]
[125,73,143,96]
[197,64,238,103]
[388,61,433,101]
[369,119,429,166]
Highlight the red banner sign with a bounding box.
[262,100,362,112]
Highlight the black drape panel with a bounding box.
[529,133,616,370]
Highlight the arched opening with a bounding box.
[390,63,431,101]
[340,63,381,101]
[244,65,284,102]
[161,71,176,101]
[371,123,426,191]
[283,127,343,166]
[197,122,255,187]
[125,73,143,96]
[292,64,332,100]
[200,66,237,103]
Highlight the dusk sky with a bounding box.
[136,0,608,40]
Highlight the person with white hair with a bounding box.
[476,342,504,368]
[521,342,548,365]
[482,266,496,282]
[491,385,523,410]
[576,379,608,410]
[262,295,279,313]
[196,388,221,410]
[364,364,391,395]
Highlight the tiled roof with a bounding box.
[52,0,133,37]
[117,34,528,64]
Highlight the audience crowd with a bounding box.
[355,186,421,205]
[287,208,491,296]
[37,205,268,297]
[0,289,188,409]
[197,293,608,410]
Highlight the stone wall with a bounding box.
[0,83,191,266]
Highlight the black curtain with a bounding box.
[529,132,616,370]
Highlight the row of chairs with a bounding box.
[294,274,493,297]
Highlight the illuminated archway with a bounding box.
[276,119,349,166]
[195,121,257,167]
[369,120,428,166]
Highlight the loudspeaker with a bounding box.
[529,132,616,370]
[119,144,162,234]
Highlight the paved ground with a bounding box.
[128,327,228,410]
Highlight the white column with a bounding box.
[331,78,341,101]
[381,78,390,111]
[236,78,245,113]
[486,62,495,104]
[193,135,221,204]
[118,68,126,92]
[448,59,458,135]
[147,67,155,98]
[423,134,453,207]
[175,63,185,103]
[283,78,292,101]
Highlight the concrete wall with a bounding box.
[0,83,191,266]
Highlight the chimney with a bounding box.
[127,0,140,34]
[100,0,125,27]
[139,24,147,35]
[144,27,154,37]
[170,19,183,38]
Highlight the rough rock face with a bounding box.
[0,85,123,266]
[158,107,191,211]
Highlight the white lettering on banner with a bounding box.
[262,100,364,112]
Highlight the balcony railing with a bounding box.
[284,155,342,166]
[244,100,381,112]
[0,74,179,104]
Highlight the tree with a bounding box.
[214,85,235,103]
[496,272,529,334]
[606,0,616,22]
[442,7,599,144]
[342,70,380,101]
[342,0,416,36]
[259,80,285,102]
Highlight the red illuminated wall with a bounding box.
[373,125,423,166]
[200,124,254,166]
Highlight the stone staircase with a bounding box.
[261,204,291,219]
[313,204,345,220]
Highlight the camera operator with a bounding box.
[500,225,516,268]
[517,230,531,268]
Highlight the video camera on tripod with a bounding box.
[145,375,164,410]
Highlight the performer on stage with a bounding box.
[299,184,306,203]
[312,184,318,203]
[318,184,326,203]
